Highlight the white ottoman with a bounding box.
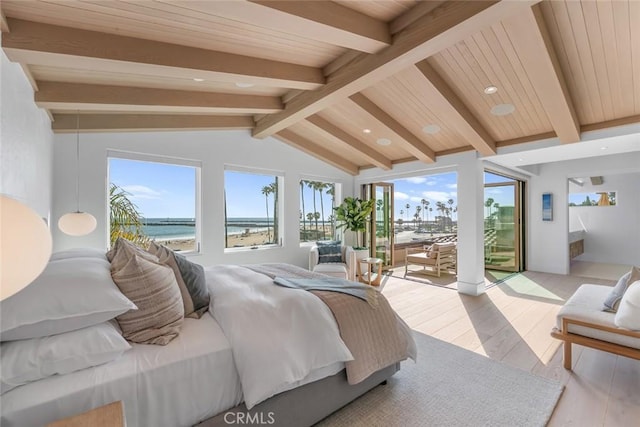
[312,263,348,279]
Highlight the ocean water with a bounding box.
[143,217,276,240]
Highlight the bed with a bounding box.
[0,249,415,427]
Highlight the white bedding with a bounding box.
[0,315,243,427]
[206,264,354,409]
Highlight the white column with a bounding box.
[456,153,486,296]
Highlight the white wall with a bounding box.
[0,46,53,218]
[52,130,354,268]
[527,152,640,274]
[568,172,640,265]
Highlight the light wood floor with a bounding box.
[380,270,640,426]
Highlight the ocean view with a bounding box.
[143,217,333,241]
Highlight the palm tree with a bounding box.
[485,197,495,219]
[405,203,410,222]
[326,183,336,237]
[428,207,433,234]
[300,181,307,238]
[400,209,404,221]
[109,183,148,247]
[415,205,422,228]
[308,181,319,232]
[316,182,328,239]
[261,185,272,242]
[447,199,455,232]
[421,199,427,223]
[436,201,445,231]
[306,212,315,235]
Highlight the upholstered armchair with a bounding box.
[309,243,356,281]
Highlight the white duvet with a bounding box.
[206,264,354,409]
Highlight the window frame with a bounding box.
[223,165,285,253]
[107,150,202,255]
[299,176,343,247]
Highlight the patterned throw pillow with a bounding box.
[110,239,184,345]
[603,266,640,312]
[148,242,210,319]
[318,244,343,264]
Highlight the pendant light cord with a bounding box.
[76,113,80,213]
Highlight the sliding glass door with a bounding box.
[364,183,394,268]
[484,172,523,272]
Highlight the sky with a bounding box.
[109,158,517,220]
[109,158,196,218]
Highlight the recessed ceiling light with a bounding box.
[193,78,205,82]
[490,103,515,116]
[235,82,255,88]
[422,124,441,135]
[600,146,608,150]
[363,128,371,134]
[376,138,391,146]
[484,85,498,95]
[518,158,524,162]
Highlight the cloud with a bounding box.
[446,183,457,189]
[394,191,410,201]
[121,185,162,200]
[404,177,427,184]
[421,191,457,203]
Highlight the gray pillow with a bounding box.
[174,252,210,318]
[318,244,343,264]
[603,266,640,312]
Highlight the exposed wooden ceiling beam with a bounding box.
[502,5,580,143]
[348,93,436,163]
[414,61,497,155]
[253,0,539,138]
[2,18,324,90]
[0,9,9,33]
[35,82,282,114]
[306,115,392,170]
[248,1,390,53]
[390,0,447,34]
[51,114,254,133]
[275,130,359,176]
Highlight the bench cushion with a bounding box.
[557,284,640,350]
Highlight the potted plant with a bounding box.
[333,196,374,259]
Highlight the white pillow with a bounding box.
[49,247,107,261]
[1,322,131,394]
[614,280,640,331]
[0,258,137,341]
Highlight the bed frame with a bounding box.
[196,363,399,427]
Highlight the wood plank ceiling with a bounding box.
[2,0,639,175]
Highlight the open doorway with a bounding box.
[484,171,524,272]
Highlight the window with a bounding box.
[224,169,282,250]
[299,180,340,244]
[568,192,616,207]
[108,152,200,253]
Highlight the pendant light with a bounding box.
[58,114,97,236]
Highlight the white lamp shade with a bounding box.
[58,212,97,236]
[1,195,53,300]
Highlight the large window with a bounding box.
[108,152,200,253]
[224,169,282,250]
[299,180,340,244]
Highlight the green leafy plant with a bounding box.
[333,197,374,249]
[109,183,149,247]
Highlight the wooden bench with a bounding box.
[404,242,456,278]
[551,284,640,370]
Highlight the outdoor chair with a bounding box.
[404,242,456,278]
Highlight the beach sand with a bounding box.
[161,227,334,252]
[161,230,274,252]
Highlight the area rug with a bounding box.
[317,331,563,427]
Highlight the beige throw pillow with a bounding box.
[148,242,196,317]
[110,239,184,345]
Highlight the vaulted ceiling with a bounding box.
[2,0,639,175]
